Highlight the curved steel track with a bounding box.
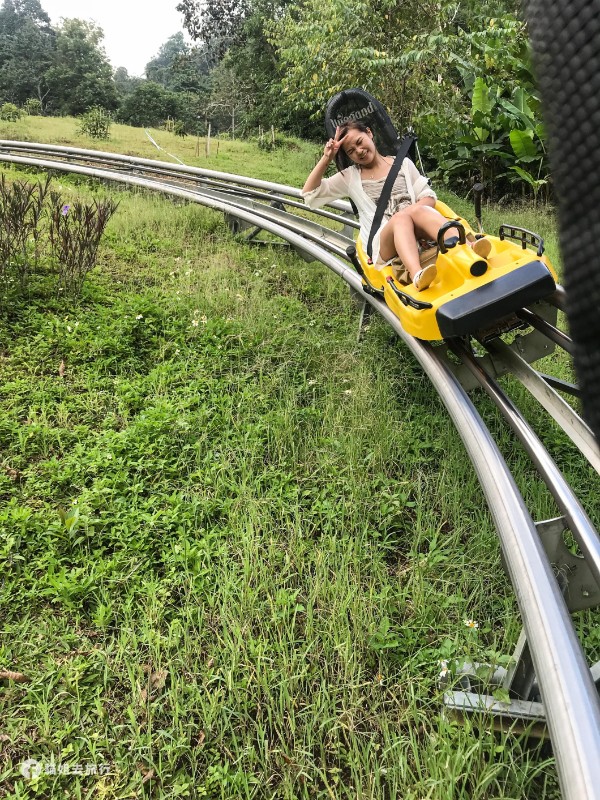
[1,141,599,799]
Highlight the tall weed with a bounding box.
[48,194,119,296]
[0,174,50,287]
[0,175,117,300]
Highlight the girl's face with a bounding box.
[342,128,377,167]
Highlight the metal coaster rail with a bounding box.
[1,141,600,800]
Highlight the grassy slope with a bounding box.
[0,116,319,187]
[0,117,596,799]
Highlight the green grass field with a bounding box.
[0,117,597,799]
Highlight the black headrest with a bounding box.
[324,88,402,157]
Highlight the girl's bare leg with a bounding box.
[379,212,421,276]
[379,206,460,280]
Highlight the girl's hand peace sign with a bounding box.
[323,127,346,162]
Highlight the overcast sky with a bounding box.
[40,0,191,76]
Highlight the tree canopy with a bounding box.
[146,32,210,94]
[0,0,54,104]
[45,18,117,115]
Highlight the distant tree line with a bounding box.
[0,0,212,131]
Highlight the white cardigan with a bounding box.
[302,158,436,263]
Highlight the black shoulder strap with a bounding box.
[366,133,417,260]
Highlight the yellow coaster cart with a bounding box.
[326,89,557,341]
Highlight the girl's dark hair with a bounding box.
[334,120,374,172]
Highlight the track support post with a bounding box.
[444,516,600,735]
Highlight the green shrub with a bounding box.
[0,102,22,121]
[257,131,300,152]
[174,120,187,137]
[23,98,43,116]
[78,106,112,140]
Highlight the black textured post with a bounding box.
[523,0,600,441]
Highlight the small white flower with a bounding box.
[174,349,180,355]
[308,379,317,386]
[343,389,352,396]
[67,325,72,333]
[308,320,316,327]
[106,453,113,460]
[191,319,199,327]
[135,314,143,320]
[254,270,262,277]
[464,619,479,629]
[200,315,207,324]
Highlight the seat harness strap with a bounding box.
[366,133,417,261]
